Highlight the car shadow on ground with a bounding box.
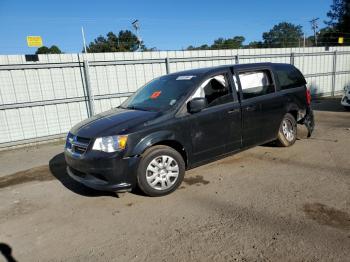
[311,97,347,112]
[49,153,117,198]
[0,243,17,262]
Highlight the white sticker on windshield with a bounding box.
[176,75,196,80]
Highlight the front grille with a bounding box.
[66,133,91,155]
[72,138,90,154]
[76,136,91,144]
[73,144,87,154]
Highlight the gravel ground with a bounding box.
[0,98,349,262]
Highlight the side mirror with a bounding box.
[187,97,207,113]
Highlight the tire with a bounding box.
[276,113,297,147]
[137,145,185,197]
[344,106,350,111]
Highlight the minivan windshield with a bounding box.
[120,75,196,112]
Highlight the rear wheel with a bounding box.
[276,113,297,147]
[137,145,185,197]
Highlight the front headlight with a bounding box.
[92,135,128,152]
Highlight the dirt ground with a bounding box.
[0,98,349,262]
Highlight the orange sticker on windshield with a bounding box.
[150,91,161,99]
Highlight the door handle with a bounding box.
[245,105,257,112]
[228,108,240,114]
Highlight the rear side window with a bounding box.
[275,66,306,90]
[237,70,275,99]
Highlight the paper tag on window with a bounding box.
[176,75,196,80]
[150,91,161,99]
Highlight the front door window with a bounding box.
[192,74,233,107]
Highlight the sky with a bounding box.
[0,0,332,55]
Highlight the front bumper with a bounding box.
[64,149,140,192]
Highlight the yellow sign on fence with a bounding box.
[27,36,43,47]
[338,37,344,44]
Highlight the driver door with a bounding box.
[186,71,242,164]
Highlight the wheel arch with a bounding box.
[285,103,299,121]
[288,110,298,121]
[131,130,189,167]
[152,140,188,168]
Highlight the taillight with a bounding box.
[306,88,311,105]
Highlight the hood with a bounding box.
[70,108,160,138]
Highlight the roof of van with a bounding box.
[168,63,295,79]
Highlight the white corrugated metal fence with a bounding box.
[0,46,349,148]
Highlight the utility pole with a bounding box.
[80,26,95,116]
[132,19,141,51]
[309,18,319,46]
[81,26,88,53]
[303,33,306,48]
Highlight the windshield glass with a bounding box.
[121,74,196,111]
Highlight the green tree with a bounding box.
[211,36,245,49]
[317,27,339,46]
[305,36,317,47]
[262,22,303,48]
[246,41,265,48]
[86,30,150,52]
[36,45,62,54]
[324,0,350,45]
[186,36,245,50]
[187,44,210,50]
[49,45,61,53]
[326,0,350,29]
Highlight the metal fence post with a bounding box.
[290,52,295,65]
[83,59,95,116]
[331,50,337,97]
[235,55,239,64]
[165,57,171,74]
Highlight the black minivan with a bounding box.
[65,63,314,196]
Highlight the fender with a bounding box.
[285,102,299,114]
[130,130,178,156]
[284,101,314,137]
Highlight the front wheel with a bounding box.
[137,145,185,197]
[276,113,297,147]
